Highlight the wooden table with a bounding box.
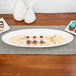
[0,13,76,76]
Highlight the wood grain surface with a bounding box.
[0,55,76,76]
[0,13,76,25]
[0,14,76,76]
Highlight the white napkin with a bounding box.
[13,0,36,23]
[24,6,36,24]
[13,0,27,21]
[23,0,32,7]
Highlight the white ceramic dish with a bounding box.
[0,18,10,34]
[65,21,76,35]
[2,29,74,48]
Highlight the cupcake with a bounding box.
[69,23,75,31]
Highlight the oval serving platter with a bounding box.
[2,29,74,48]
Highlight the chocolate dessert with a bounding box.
[26,40,31,45]
[75,29,76,33]
[0,21,4,32]
[40,40,45,45]
[32,40,38,45]
[69,23,75,31]
[0,21,4,28]
[0,28,3,31]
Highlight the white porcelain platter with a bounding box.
[2,29,74,48]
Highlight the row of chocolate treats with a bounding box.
[0,21,4,32]
[20,35,45,45]
[26,40,45,45]
[69,20,76,33]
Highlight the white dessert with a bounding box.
[10,35,20,44]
